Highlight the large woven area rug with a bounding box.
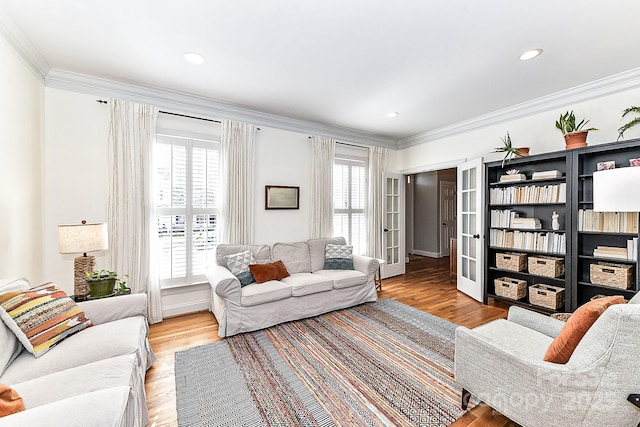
[175,299,469,426]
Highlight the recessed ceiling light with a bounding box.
[519,49,543,61]
[386,112,400,118]
[184,52,206,65]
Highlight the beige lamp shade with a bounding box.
[593,167,640,212]
[58,222,108,254]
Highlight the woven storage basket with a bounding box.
[590,262,633,289]
[496,253,527,272]
[528,256,564,278]
[529,284,565,310]
[494,277,527,300]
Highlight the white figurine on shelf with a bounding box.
[552,211,560,231]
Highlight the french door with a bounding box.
[382,173,405,278]
[457,158,484,301]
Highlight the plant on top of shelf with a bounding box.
[555,110,597,149]
[494,132,529,167]
[617,106,640,141]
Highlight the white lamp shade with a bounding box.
[593,167,640,212]
[58,222,108,254]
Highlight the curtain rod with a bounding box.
[96,99,261,129]
[307,136,366,149]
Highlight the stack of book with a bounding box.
[511,217,542,230]
[594,245,633,260]
[532,170,562,180]
[499,173,526,182]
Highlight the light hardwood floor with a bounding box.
[145,255,519,426]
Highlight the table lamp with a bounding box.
[593,167,640,212]
[58,221,108,298]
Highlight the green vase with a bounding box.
[87,278,116,297]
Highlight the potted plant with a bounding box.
[555,110,597,149]
[494,132,529,167]
[618,106,640,141]
[85,270,129,298]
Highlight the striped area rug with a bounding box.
[175,299,469,426]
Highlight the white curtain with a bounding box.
[310,136,335,238]
[221,120,257,244]
[107,99,162,324]
[367,145,388,259]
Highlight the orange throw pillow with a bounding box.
[544,295,624,364]
[0,384,24,418]
[249,261,290,284]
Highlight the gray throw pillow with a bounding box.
[323,244,354,270]
[224,250,256,287]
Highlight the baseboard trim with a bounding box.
[412,249,443,258]
[162,299,210,318]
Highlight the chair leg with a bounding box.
[461,388,471,410]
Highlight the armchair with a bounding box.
[455,297,640,427]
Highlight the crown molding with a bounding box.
[45,68,398,149]
[0,2,50,80]
[398,67,640,149]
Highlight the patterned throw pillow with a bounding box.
[323,244,354,270]
[224,250,257,287]
[0,283,92,358]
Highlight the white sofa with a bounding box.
[0,278,155,427]
[206,237,379,337]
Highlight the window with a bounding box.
[154,134,220,287]
[333,156,367,255]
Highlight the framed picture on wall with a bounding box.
[265,185,300,210]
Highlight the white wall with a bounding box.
[42,88,110,295]
[254,127,312,244]
[0,36,44,283]
[388,87,640,172]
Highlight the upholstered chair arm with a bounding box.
[205,265,241,304]
[77,293,147,325]
[352,255,379,278]
[507,306,565,338]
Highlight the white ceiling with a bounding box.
[3,0,640,142]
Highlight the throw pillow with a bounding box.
[544,295,625,364]
[0,283,93,358]
[249,261,290,284]
[0,384,24,418]
[224,250,257,287]
[323,244,354,270]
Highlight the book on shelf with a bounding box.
[593,245,633,260]
[489,183,566,205]
[490,229,565,254]
[511,217,542,230]
[499,174,526,182]
[532,170,562,180]
[578,210,639,233]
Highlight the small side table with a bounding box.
[375,258,386,291]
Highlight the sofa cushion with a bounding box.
[314,270,367,289]
[0,278,29,377]
[308,237,347,272]
[544,295,625,364]
[0,283,92,358]
[223,250,256,287]
[12,354,138,411]
[0,383,24,417]
[323,244,354,270]
[281,273,333,297]
[216,244,271,267]
[0,316,148,385]
[249,261,290,284]
[272,242,311,274]
[0,386,131,427]
[240,281,292,307]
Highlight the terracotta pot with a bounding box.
[564,131,589,150]
[515,147,530,157]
